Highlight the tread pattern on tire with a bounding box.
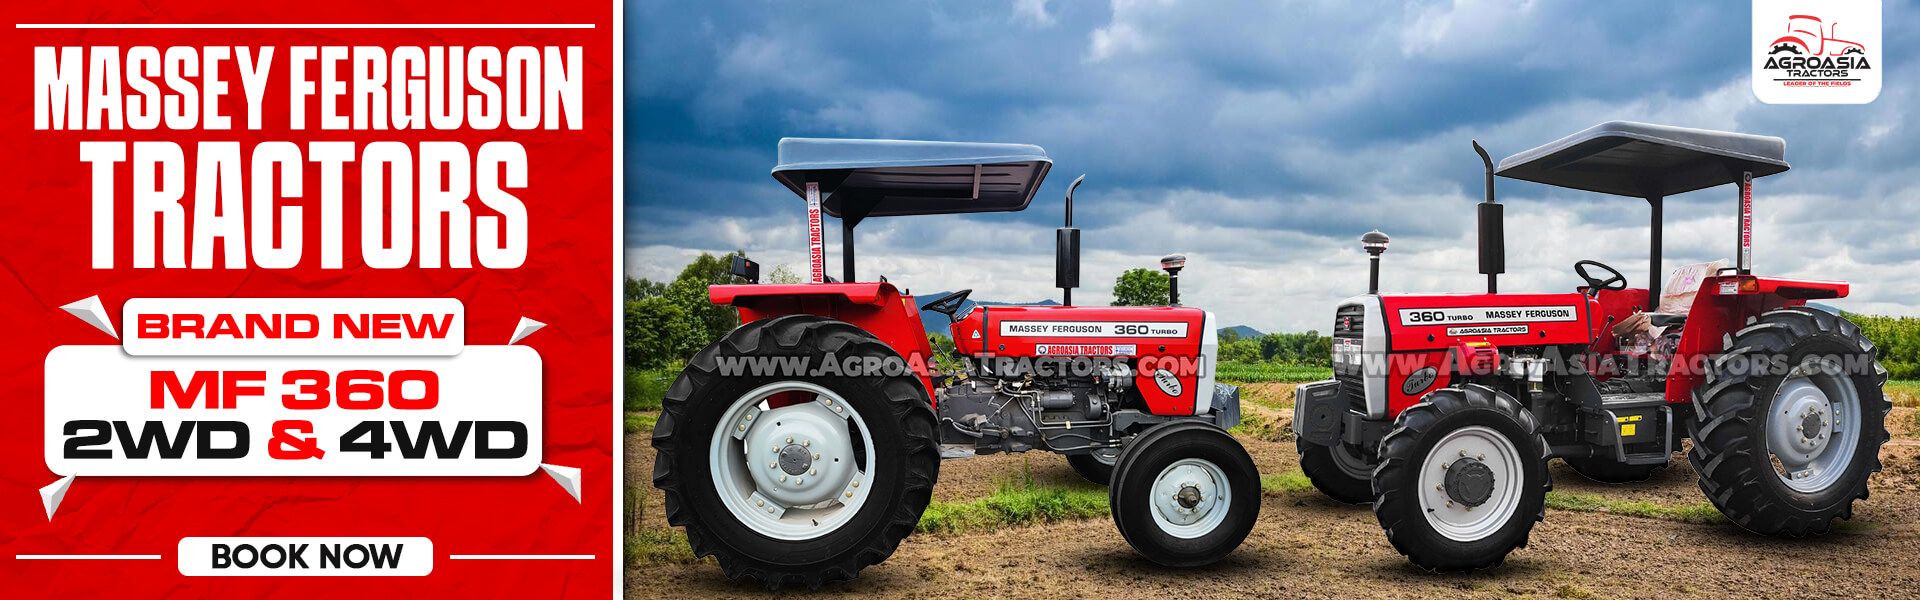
[1371,384,1551,572]
[1297,439,1375,504]
[651,315,941,590]
[1685,307,1890,536]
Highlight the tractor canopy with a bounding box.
[771,138,1052,219]
[1495,121,1788,199]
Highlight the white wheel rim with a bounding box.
[1148,458,1232,539]
[1416,425,1524,542]
[1766,360,1861,493]
[709,381,875,541]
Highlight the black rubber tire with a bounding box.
[1686,307,1890,536]
[1108,421,1260,567]
[1066,448,1119,486]
[1372,384,1550,572]
[1297,439,1375,504]
[1562,455,1664,484]
[651,315,941,590]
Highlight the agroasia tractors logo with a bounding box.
[1752,0,1881,104]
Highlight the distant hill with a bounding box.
[915,291,1059,336]
[1220,325,1263,339]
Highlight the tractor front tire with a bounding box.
[1687,307,1890,536]
[651,315,940,590]
[1562,455,1663,484]
[1066,447,1121,486]
[1109,421,1260,567]
[1297,439,1375,504]
[1372,385,1550,572]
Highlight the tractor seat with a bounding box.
[1645,312,1686,328]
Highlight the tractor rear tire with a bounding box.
[1687,307,1889,536]
[1108,421,1260,567]
[1372,385,1550,572]
[1562,455,1663,484]
[651,315,940,590]
[1066,447,1120,485]
[1297,439,1375,504]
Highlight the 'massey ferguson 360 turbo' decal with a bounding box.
[997,321,1189,338]
[1397,305,1578,326]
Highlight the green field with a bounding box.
[1214,362,1331,384]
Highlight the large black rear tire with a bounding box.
[1562,455,1663,484]
[1372,385,1550,572]
[1109,421,1260,567]
[1297,439,1375,504]
[651,315,940,590]
[1687,307,1889,535]
[1066,448,1120,486]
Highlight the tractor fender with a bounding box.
[1664,275,1849,402]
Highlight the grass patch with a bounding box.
[626,411,658,434]
[627,527,702,565]
[625,366,676,412]
[1887,380,1920,408]
[1237,382,1297,412]
[916,461,1108,535]
[1260,469,1315,494]
[1544,491,1725,524]
[1229,410,1283,441]
[1216,362,1332,384]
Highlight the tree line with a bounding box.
[626,254,1918,378]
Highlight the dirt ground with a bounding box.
[627,395,1920,599]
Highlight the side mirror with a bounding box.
[730,255,760,283]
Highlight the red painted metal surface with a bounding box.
[709,282,938,401]
[952,305,1207,415]
[1664,275,1848,402]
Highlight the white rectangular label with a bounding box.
[1720,281,1741,295]
[1397,305,1578,326]
[123,298,464,356]
[997,321,1188,338]
[1447,325,1530,336]
[178,537,432,576]
[45,345,540,476]
[1033,344,1137,356]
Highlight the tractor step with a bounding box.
[1579,399,1674,466]
[939,443,976,460]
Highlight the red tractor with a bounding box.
[651,139,1259,588]
[1293,122,1890,571]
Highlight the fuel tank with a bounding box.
[950,305,1216,416]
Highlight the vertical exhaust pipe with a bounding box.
[1473,141,1504,294]
[1057,175,1085,306]
[1160,254,1186,305]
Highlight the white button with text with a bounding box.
[178,537,433,576]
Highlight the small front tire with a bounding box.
[1297,439,1375,504]
[1067,447,1121,485]
[1372,385,1550,572]
[1109,422,1260,567]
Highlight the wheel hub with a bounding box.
[1443,457,1496,507]
[778,444,813,475]
[1765,369,1862,493]
[740,400,858,508]
[1175,485,1202,509]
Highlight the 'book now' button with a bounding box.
[178,537,432,576]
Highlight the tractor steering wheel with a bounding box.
[1573,260,1627,297]
[920,289,973,322]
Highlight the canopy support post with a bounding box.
[1648,194,1663,310]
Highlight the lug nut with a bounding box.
[851,481,859,488]
[786,437,794,443]
[803,440,811,447]
[757,499,765,507]
[738,425,747,432]
[795,478,804,484]
[769,462,777,469]
[845,491,854,498]
[813,453,821,460]
[745,414,753,421]
[780,475,787,482]
[825,398,834,406]
[809,469,817,476]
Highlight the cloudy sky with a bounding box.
[626,0,1920,332]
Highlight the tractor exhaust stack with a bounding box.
[1473,141,1505,294]
[1057,175,1085,306]
[1161,254,1186,306]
